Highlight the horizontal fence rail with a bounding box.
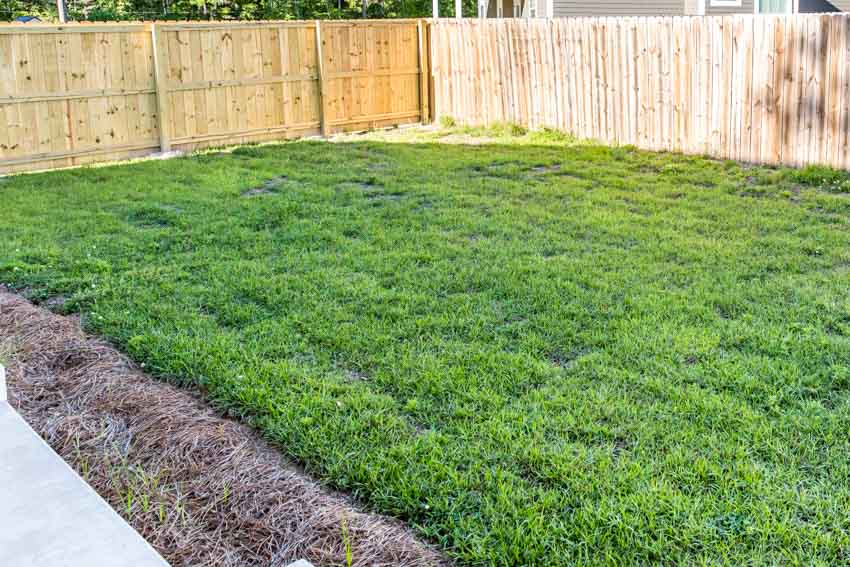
[0,20,429,174]
[431,15,850,170]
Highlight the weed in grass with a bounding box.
[2,126,850,565]
[487,122,528,137]
[341,513,353,567]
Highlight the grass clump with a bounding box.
[792,164,850,193]
[2,127,850,565]
[438,115,456,128]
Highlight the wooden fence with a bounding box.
[0,20,429,173]
[6,16,850,174]
[431,15,850,170]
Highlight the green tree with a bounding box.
[2,0,477,20]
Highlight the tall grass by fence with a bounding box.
[0,20,428,173]
[431,15,850,170]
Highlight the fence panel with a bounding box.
[152,21,322,151]
[430,15,850,170]
[0,19,426,174]
[0,23,158,173]
[320,20,423,133]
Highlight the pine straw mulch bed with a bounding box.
[0,289,447,567]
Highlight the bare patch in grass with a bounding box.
[738,187,769,199]
[338,179,403,203]
[127,207,176,228]
[345,369,371,382]
[612,437,630,458]
[530,164,561,174]
[547,349,589,369]
[0,290,446,567]
[467,164,522,183]
[367,193,403,203]
[242,175,288,197]
[338,178,381,192]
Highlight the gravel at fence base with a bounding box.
[0,289,447,567]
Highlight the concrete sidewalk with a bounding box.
[0,366,169,567]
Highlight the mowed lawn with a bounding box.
[2,127,850,565]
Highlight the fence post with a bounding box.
[417,20,431,124]
[151,23,171,153]
[315,20,328,137]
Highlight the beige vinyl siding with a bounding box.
[551,0,684,17]
[705,0,754,14]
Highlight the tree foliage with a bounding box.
[3,0,476,21]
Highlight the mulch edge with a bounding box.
[0,289,447,567]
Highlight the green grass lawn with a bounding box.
[3,126,850,565]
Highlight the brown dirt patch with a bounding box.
[0,289,447,567]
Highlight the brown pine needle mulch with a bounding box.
[0,289,448,567]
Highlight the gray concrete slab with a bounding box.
[0,393,169,567]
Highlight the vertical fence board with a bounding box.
[770,16,787,165]
[841,17,850,169]
[782,16,800,166]
[826,16,840,167]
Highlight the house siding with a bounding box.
[704,0,754,14]
[551,0,684,16]
[510,0,848,19]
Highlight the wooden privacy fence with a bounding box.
[431,15,850,170]
[0,19,429,173]
[6,16,850,174]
